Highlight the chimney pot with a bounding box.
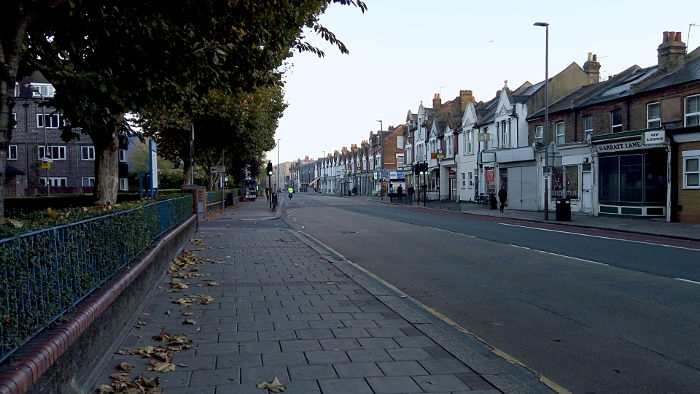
[587,52,592,61]
[593,54,597,61]
[663,31,669,42]
[675,31,682,41]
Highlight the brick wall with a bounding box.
[678,141,700,223]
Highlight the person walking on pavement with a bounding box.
[408,185,415,203]
[265,186,271,201]
[498,184,507,213]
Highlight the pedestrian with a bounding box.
[407,185,415,203]
[498,184,507,213]
[397,185,403,195]
[389,184,394,194]
[265,186,271,201]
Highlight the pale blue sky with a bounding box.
[273,0,700,163]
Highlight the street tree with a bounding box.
[0,0,366,214]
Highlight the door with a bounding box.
[582,171,592,213]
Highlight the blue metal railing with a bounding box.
[0,196,192,363]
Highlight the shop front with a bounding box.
[592,130,670,220]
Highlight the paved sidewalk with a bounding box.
[367,195,700,241]
[90,200,553,393]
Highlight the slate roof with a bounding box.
[637,52,700,93]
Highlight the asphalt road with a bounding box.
[282,193,700,393]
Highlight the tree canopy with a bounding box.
[0,0,366,214]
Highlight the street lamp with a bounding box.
[534,21,550,220]
[277,138,281,192]
[31,87,50,195]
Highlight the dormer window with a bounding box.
[30,83,56,98]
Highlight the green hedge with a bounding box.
[0,196,193,362]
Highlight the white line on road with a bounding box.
[498,223,700,251]
[508,243,610,266]
[674,278,700,285]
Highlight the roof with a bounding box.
[637,52,700,93]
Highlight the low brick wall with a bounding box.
[0,214,197,394]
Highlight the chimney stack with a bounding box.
[583,52,601,84]
[432,93,441,108]
[459,90,475,111]
[658,31,686,73]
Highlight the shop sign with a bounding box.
[595,138,665,153]
[437,149,445,159]
[643,130,665,145]
[486,168,494,182]
[449,170,456,179]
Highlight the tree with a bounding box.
[0,0,366,214]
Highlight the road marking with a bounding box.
[674,278,700,285]
[508,244,610,266]
[498,222,700,251]
[298,230,569,394]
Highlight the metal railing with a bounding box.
[0,195,193,363]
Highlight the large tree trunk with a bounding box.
[92,128,120,206]
[0,12,29,217]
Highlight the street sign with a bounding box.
[210,166,226,173]
[41,161,51,169]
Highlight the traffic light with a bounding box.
[267,161,273,176]
[414,164,419,175]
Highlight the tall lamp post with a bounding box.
[534,21,550,220]
[277,138,281,192]
[31,87,50,195]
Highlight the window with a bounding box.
[40,177,67,187]
[500,121,509,148]
[119,149,127,162]
[397,136,404,149]
[584,116,593,136]
[396,154,404,166]
[30,83,56,98]
[647,102,661,128]
[38,145,66,160]
[468,172,474,187]
[37,113,62,128]
[461,173,466,187]
[599,152,666,203]
[81,146,95,160]
[467,131,473,154]
[535,125,543,141]
[683,150,700,188]
[120,178,129,191]
[555,122,565,144]
[685,95,700,127]
[611,109,623,133]
[82,177,95,187]
[552,165,579,199]
[8,145,17,160]
[447,135,453,157]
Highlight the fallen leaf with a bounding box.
[147,360,176,372]
[119,362,134,372]
[183,319,196,325]
[325,281,336,285]
[208,281,220,287]
[181,312,193,317]
[98,384,115,393]
[257,377,286,392]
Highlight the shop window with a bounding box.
[645,152,666,202]
[620,154,643,202]
[685,95,700,127]
[599,156,620,202]
[551,166,578,199]
[647,102,661,128]
[683,151,699,189]
[610,109,623,133]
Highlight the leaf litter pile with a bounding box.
[98,242,229,393]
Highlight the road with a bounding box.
[281,193,700,393]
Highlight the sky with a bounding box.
[272,0,700,164]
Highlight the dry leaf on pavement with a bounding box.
[256,377,286,392]
[119,362,134,372]
[183,319,196,325]
[147,360,176,372]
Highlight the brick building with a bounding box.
[5,72,129,196]
[527,32,700,222]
